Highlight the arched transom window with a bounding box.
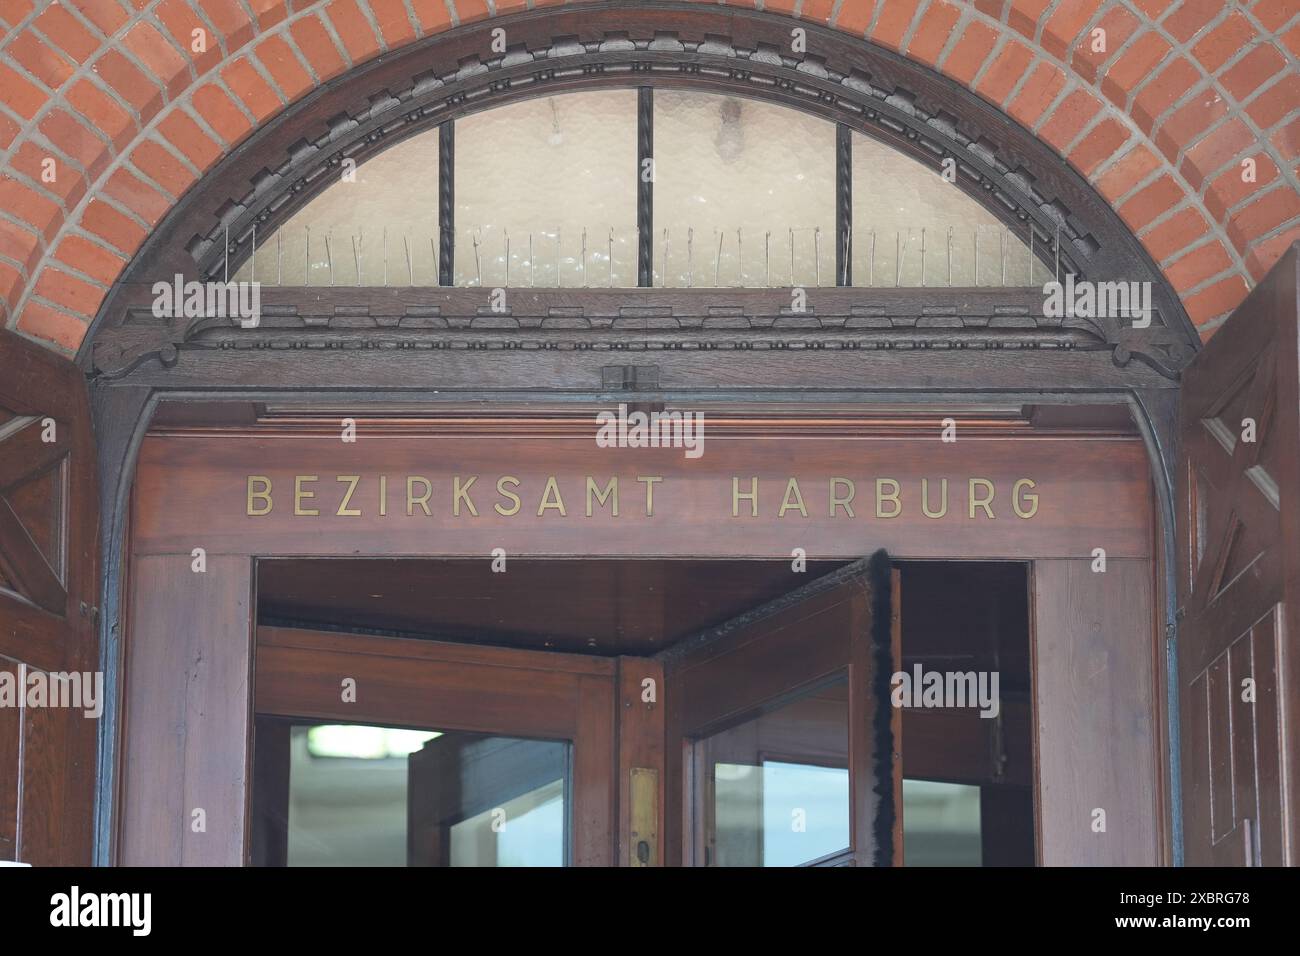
[234,90,1046,289]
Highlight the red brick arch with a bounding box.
[0,0,1296,352]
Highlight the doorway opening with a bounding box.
[248,557,1034,866]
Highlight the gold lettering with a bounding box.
[537,477,567,516]
[1013,478,1039,518]
[453,476,479,517]
[379,475,387,517]
[294,475,319,516]
[495,476,521,516]
[586,477,619,517]
[921,478,948,519]
[336,475,362,516]
[779,478,807,518]
[732,477,758,517]
[875,478,901,518]
[969,478,995,519]
[637,476,662,516]
[407,476,432,516]
[247,476,272,516]
[830,477,856,517]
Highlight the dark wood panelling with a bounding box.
[1177,245,1298,867]
[1032,559,1159,865]
[0,329,100,866]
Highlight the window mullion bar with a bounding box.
[439,120,454,287]
[638,87,653,288]
[836,123,851,288]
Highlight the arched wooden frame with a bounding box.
[83,3,1192,866]
[84,1,1199,380]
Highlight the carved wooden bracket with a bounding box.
[91,285,1192,381]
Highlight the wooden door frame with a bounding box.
[96,387,1182,866]
[75,2,1199,865]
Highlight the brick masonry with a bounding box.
[0,0,1296,352]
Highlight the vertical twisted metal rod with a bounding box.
[814,227,821,287]
[946,226,953,287]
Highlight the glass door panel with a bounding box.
[699,677,850,866]
[254,718,570,867]
[668,556,898,867]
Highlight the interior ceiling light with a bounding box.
[306,725,441,759]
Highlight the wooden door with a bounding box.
[254,625,616,865]
[0,329,101,865]
[1178,243,1299,866]
[662,553,898,866]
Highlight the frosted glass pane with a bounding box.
[851,132,1041,287]
[232,132,440,286]
[653,92,835,288]
[454,91,637,287]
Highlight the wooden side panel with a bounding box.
[118,554,252,865]
[1177,243,1299,867]
[0,329,100,865]
[1181,607,1283,866]
[249,718,290,866]
[847,582,878,868]
[1032,559,1160,865]
[574,673,617,867]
